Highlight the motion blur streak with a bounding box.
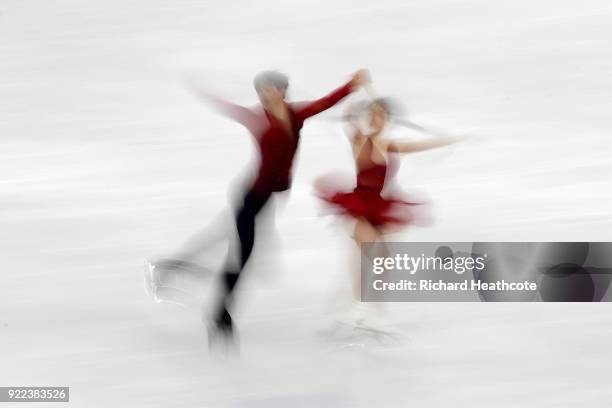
[1,0,612,407]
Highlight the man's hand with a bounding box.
[350,69,371,90]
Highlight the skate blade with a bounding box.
[321,321,402,348]
[143,260,162,303]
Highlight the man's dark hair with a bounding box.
[253,70,289,93]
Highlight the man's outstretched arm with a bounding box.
[296,69,370,120]
[186,79,258,130]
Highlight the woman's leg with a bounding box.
[352,218,382,301]
[350,219,392,328]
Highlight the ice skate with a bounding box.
[205,307,240,356]
[320,302,400,347]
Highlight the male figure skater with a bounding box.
[153,69,370,342]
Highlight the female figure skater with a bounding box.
[315,98,464,330]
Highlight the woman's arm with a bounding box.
[341,101,368,141]
[350,131,369,157]
[388,135,465,153]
